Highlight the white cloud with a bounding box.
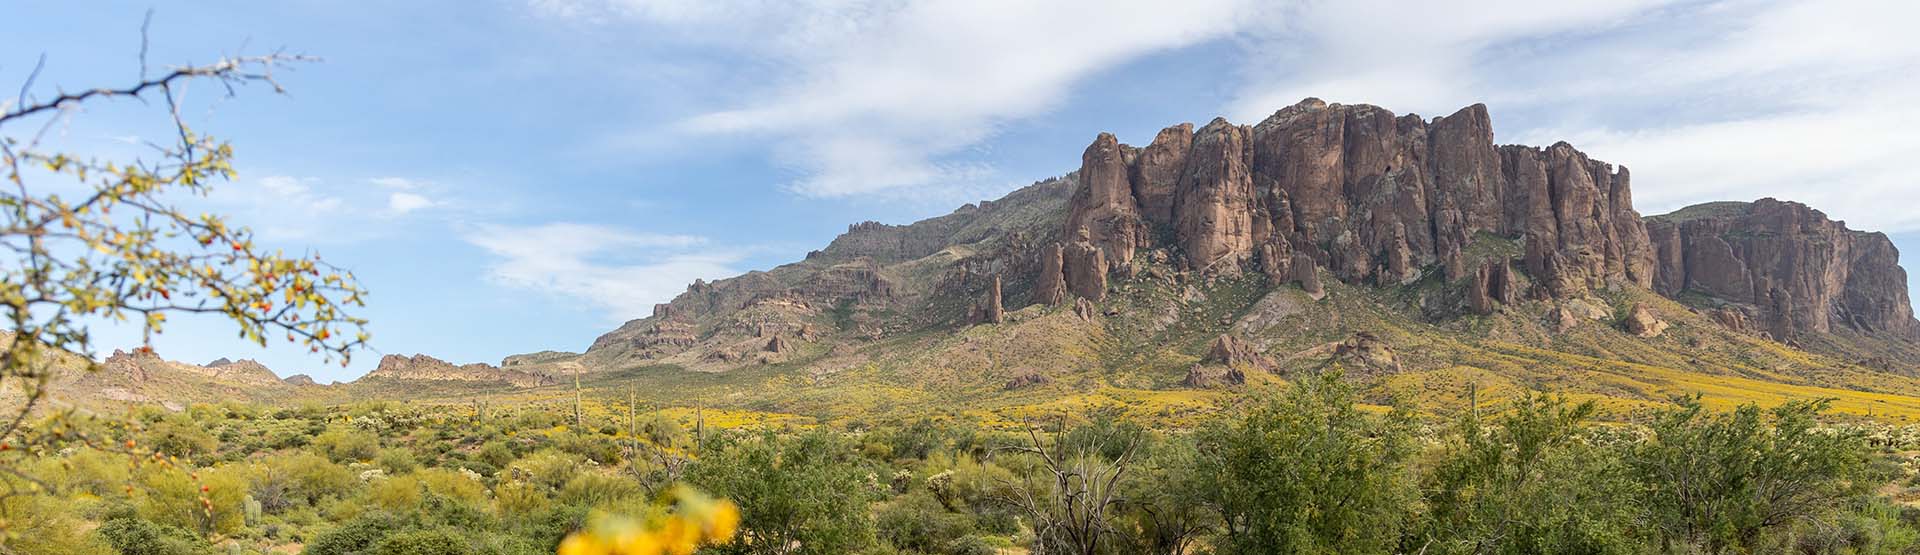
[1224,0,1674,121]
[463,222,740,320]
[549,0,1255,198]
[1496,0,1920,231]
[1223,0,1920,233]
[229,176,347,240]
[370,176,425,190]
[387,192,436,215]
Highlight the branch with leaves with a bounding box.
[0,41,367,537]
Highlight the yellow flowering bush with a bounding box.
[557,485,740,555]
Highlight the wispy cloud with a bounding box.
[210,174,449,243]
[1224,0,1920,232]
[543,0,1254,198]
[1492,0,1920,231]
[463,222,742,320]
[370,176,426,190]
[387,192,436,215]
[1223,0,1672,121]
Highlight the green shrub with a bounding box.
[373,527,471,555]
[313,425,381,463]
[97,517,211,555]
[377,448,419,474]
[305,512,402,555]
[876,491,975,554]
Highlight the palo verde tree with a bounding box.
[0,22,368,543]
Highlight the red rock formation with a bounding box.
[1065,133,1145,269]
[1622,303,1669,338]
[1202,334,1275,373]
[1173,119,1260,270]
[1035,243,1068,305]
[970,275,1005,324]
[1058,98,1654,299]
[1645,199,1919,340]
[1062,235,1108,302]
[1131,123,1193,228]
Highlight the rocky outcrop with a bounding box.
[1622,303,1669,338]
[1705,306,1756,335]
[198,358,284,386]
[1646,199,1919,341]
[1058,98,1654,304]
[362,354,554,387]
[1330,332,1403,377]
[1035,243,1068,305]
[1203,334,1275,372]
[502,350,580,367]
[1466,259,1519,315]
[1062,235,1108,302]
[283,374,318,386]
[1291,253,1325,299]
[1132,124,1193,228]
[1003,373,1051,390]
[1182,364,1245,388]
[1173,119,1259,270]
[1066,133,1145,270]
[969,275,1005,324]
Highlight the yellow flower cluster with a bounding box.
[558,485,741,555]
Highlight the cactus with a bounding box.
[242,494,264,527]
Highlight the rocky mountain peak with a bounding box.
[1646,198,1917,341]
[1055,98,1651,305]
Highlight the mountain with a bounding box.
[30,98,1920,422]
[359,354,557,387]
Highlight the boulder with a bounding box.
[1622,303,1669,338]
[1331,332,1403,376]
[1200,334,1275,373]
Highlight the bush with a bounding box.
[506,449,580,491]
[373,527,471,555]
[1193,371,1417,555]
[97,517,211,555]
[313,425,382,463]
[558,471,644,508]
[1631,398,1873,553]
[690,430,878,555]
[876,491,976,554]
[248,453,358,514]
[377,448,419,474]
[136,465,249,536]
[305,513,402,555]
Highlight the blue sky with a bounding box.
[4,0,1917,382]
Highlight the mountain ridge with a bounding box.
[31,98,1920,422]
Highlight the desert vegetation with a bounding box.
[1,371,1918,554]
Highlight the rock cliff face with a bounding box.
[1055,98,1653,307]
[1646,199,1918,341]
